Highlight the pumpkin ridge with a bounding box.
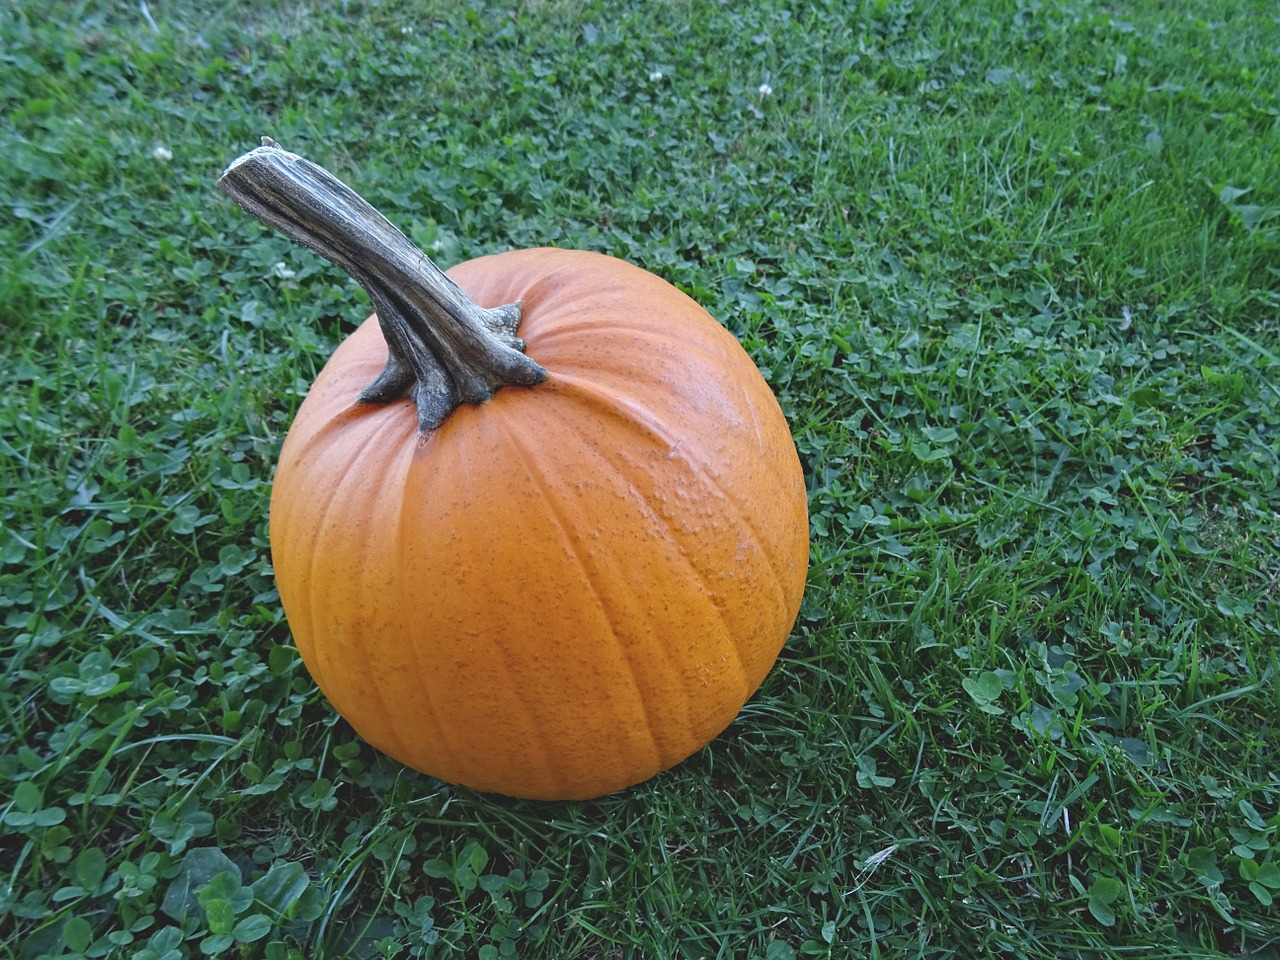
[450,416,574,796]
[528,318,737,370]
[544,391,752,711]
[491,409,668,779]
[294,412,417,760]
[737,376,768,452]
[553,371,794,625]
[281,423,366,695]
[391,455,467,784]
[280,389,412,488]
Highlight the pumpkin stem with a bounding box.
[218,138,546,436]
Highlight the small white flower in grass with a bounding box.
[152,145,173,162]
[271,261,297,280]
[758,82,773,96]
[401,25,413,34]
[649,70,664,82]
[842,844,899,897]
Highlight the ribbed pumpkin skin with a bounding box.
[270,248,808,800]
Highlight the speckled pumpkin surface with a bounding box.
[270,248,809,800]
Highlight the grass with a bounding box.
[2,0,1278,957]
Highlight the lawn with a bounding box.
[2,0,1278,958]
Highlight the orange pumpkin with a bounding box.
[221,142,808,800]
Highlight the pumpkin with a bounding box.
[219,140,808,800]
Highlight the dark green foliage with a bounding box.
[2,1,1277,958]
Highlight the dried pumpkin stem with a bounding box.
[218,138,546,435]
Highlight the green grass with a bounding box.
[3,0,1279,957]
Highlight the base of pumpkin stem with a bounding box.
[359,305,544,435]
